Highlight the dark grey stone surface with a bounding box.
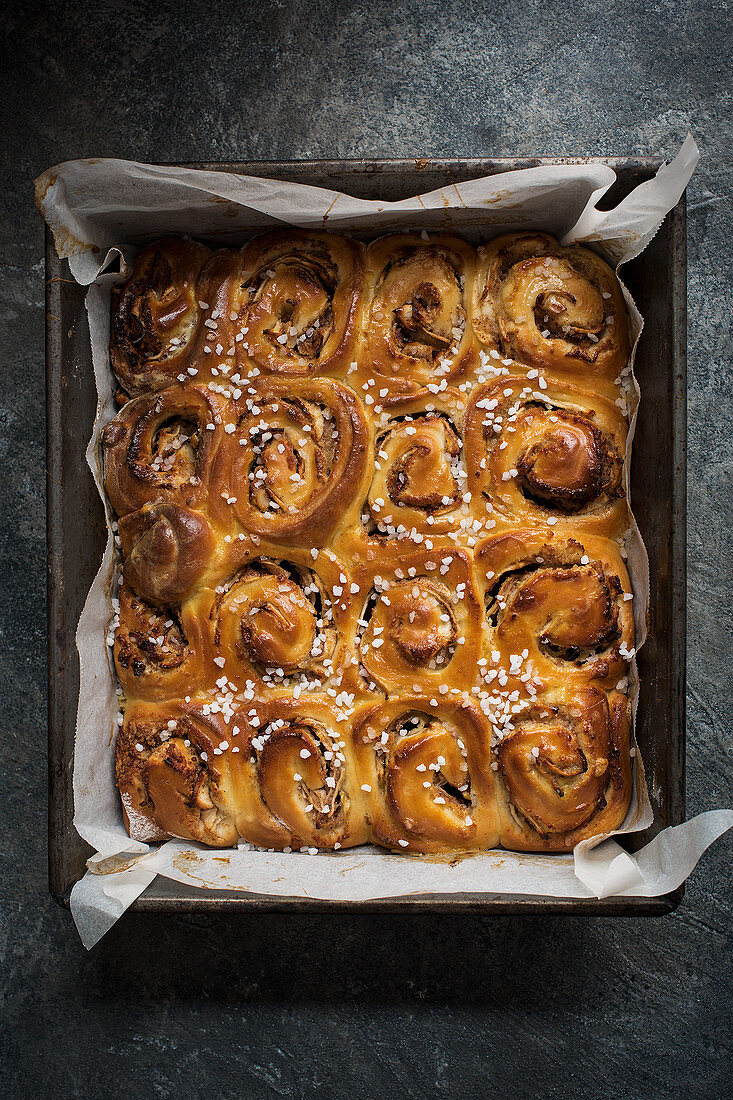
[1,0,731,1096]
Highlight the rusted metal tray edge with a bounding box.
[45,157,687,916]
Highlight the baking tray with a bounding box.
[46,157,686,914]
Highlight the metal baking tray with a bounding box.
[46,158,686,914]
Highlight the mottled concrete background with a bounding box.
[2,0,731,1096]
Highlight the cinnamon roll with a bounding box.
[359,233,477,399]
[232,229,365,377]
[211,376,370,545]
[348,546,481,696]
[361,389,470,539]
[102,384,231,517]
[207,552,348,690]
[110,238,211,395]
[465,375,628,536]
[351,699,498,852]
[118,502,217,603]
[232,696,369,850]
[113,581,208,701]
[116,699,246,845]
[494,686,632,851]
[475,528,635,692]
[473,233,629,388]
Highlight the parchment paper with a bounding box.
[36,137,733,949]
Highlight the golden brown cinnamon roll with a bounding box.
[232,697,369,850]
[113,581,209,701]
[362,389,470,538]
[231,229,365,377]
[211,376,370,545]
[110,238,211,395]
[208,553,348,690]
[359,233,477,399]
[102,384,232,517]
[116,700,245,845]
[118,502,217,603]
[494,686,632,850]
[465,375,628,537]
[473,233,629,388]
[347,546,481,696]
[475,528,635,692]
[351,699,498,852]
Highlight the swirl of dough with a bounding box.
[209,559,340,688]
[476,528,635,691]
[115,700,246,845]
[359,233,477,398]
[110,238,211,395]
[464,375,627,536]
[351,699,498,852]
[232,698,369,850]
[495,687,632,850]
[113,580,208,701]
[365,392,469,538]
[349,546,482,696]
[232,229,365,377]
[211,376,370,545]
[102,384,231,517]
[473,232,629,387]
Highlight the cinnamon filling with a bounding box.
[116,591,188,677]
[374,248,465,364]
[245,255,337,360]
[150,416,200,481]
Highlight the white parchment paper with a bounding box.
[36,137,733,949]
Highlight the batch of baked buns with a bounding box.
[104,227,637,855]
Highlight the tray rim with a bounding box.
[45,155,686,916]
